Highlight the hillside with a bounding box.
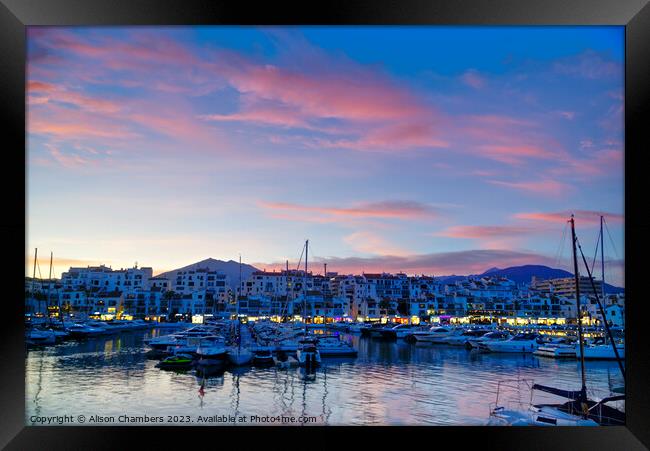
[156,258,259,289]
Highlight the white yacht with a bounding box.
[534,337,577,359]
[412,326,455,343]
[578,343,625,360]
[467,330,510,349]
[443,328,491,347]
[316,336,358,357]
[479,332,541,353]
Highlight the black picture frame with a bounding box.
[2,0,648,448]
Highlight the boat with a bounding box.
[379,323,420,340]
[195,338,228,362]
[467,330,510,349]
[65,323,109,338]
[534,337,577,359]
[360,322,385,337]
[227,346,254,366]
[145,334,181,351]
[252,347,275,365]
[27,328,57,345]
[479,332,542,353]
[412,326,455,343]
[156,353,194,370]
[578,342,625,360]
[316,336,358,357]
[488,215,625,426]
[347,323,367,334]
[442,328,491,347]
[296,338,321,367]
[295,240,321,368]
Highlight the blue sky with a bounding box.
[26,26,624,285]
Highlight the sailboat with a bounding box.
[578,215,625,360]
[488,215,625,426]
[227,255,253,366]
[295,240,321,368]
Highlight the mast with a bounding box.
[32,248,38,314]
[304,239,308,331]
[600,215,605,299]
[47,251,53,321]
[570,215,588,402]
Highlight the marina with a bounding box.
[25,318,625,426]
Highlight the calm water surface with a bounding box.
[25,328,625,426]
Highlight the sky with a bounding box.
[25,26,625,286]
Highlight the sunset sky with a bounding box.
[26,26,625,285]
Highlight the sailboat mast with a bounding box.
[570,215,588,400]
[47,252,53,320]
[32,248,38,314]
[304,240,308,328]
[600,215,605,299]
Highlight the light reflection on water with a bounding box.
[25,328,624,426]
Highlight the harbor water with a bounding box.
[25,328,624,426]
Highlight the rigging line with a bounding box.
[590,227,601,277]
[554,221,568,269]
[603,218,622,261]
[295,242,305,272]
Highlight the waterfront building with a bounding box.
[531,276,603,297]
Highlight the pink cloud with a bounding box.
[514,210,624,226]
[28,80,121,113]
[436,225,541,239]
[260,200,440,222]
[478,144,558,165]
[488,179,570,196]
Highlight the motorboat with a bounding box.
[379,324,420,340]
[479,332,542,353]
[316,336,358,357]
[156,353,194,371]
[66,323,109,339]
[534,337,577,359]
[412,326,455,343]
[360,323,385,337]
[27,328,57,345]
[296,338,321,367]
[195,338,228,362]
[467,330,510,349]
[144,334,181,351]
[578,343,625,360]
[443,328,491,347]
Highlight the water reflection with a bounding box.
[25,329,624,425]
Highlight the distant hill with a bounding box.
[440,265,624,294]
[156,258,259,289]
[480,265,573,284]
